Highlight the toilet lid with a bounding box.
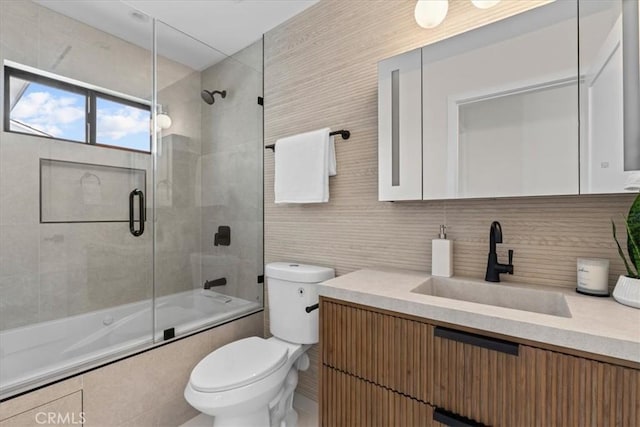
[190,337,288,393]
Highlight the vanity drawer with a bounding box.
[431,326,522,426]
[320,298,434,402]
[518,345,640,427]
[320,366,433,427]
[433,327,640,427]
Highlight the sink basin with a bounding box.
[411,277,572,318]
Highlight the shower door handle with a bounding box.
[129,189,145,237]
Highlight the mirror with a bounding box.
[579,0,640,194]
[422,0,579,199]
[417,0,640,200]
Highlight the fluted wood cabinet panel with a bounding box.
[321,298,434,402]
[321,366,434,427]
[518,345,640,427]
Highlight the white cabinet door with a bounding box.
[378,48,422,201]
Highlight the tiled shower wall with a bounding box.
[199,41,264,305]
[263,0,636,401]
[148,35,265,301]
[155,61,203,298]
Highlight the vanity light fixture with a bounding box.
[415,0,448,29]
[415,0,501,29]
[470,0,501,9]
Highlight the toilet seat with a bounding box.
[189,337,288,393]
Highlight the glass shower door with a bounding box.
[0,1,154,397]
[153,22,264,342]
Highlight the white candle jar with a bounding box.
[577,258,610,296]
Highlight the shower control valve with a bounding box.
[214,225,230,246]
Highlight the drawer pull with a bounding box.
[435,326,519,356]
[433,407,486,427]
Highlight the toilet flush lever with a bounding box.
[305,303,319,313]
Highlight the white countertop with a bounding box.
[318,268,640,364]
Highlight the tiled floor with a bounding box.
[179,414,212,427]
[293,393,318,427]
[179,393,318,427]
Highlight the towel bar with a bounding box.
[265,130,350,151]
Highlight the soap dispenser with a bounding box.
[432,225,453,277]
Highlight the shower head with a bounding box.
[201,89,227,105]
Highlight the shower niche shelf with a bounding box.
[40,159,146,224]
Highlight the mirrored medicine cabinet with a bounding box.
[378,0,640,201]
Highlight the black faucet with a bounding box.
[485,221,514,282]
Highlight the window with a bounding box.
[7,75,87,142]
[95,95,151,152]
[4,66,151,153]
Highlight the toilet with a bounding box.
[184,262,334,427]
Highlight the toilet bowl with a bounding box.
[185,337,308,427]
[184,262,334,427]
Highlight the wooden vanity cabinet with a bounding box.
[320,297,640,427]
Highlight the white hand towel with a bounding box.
[328,135,337,177]
[275,128,334,203]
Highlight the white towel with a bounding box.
[328,135,337,177]
[274,128,336,203]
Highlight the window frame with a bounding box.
[3,66,152,154]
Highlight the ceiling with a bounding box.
[34,0,318,70]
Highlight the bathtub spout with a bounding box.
[203,277,226,290]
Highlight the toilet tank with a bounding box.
[265,262,335,344]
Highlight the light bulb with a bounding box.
[415,0,448,29]
[471,0,501,9]
[157,113,172,130]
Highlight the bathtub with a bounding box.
[0,289,261,397]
